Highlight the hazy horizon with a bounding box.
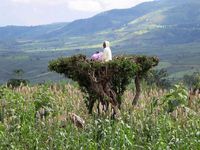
[0,0,153,27]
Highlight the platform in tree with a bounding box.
[49,54,159,117]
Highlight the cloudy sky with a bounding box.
[0,0,153,26]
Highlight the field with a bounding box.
[0,83,200,149]
[1,1,200,148]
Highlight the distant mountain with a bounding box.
[44,0,200,37]
[48,1,161,36]
[0,23,68,41]
[0,0,200,49]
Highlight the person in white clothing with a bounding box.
[102,41,112,62]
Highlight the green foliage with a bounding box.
[0,87,36,149]
[33,85,57,116]
[133,55,159,77]
[163,84,188,113]
[49,54,159,112]
[7,79,29,88]
[144,69,171,89]
[6,69,29,88]
[0,85,63,149]
[0,84,199,149]
[48,54,138,112]
[1,0,200,85]
[183,72,200,90]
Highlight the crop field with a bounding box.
[1,1,200,148]
[0,83,199,149]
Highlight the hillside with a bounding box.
[0,23,68,41]
[2,0,200,48]
[0,0,200,83]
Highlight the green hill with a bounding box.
[0,0,200,83]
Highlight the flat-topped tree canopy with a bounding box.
[48,54,159,117]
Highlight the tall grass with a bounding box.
[0,83,199,149]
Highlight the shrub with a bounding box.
[183,72,200,91]
[163,84,188,113]
[144,69,171,89]
[7,79,29,88]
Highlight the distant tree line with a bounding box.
[144,69,200,92]
[7,69,29,88]
[183,72,200,92]
[144,68,171,89]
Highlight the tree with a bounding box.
[13,69,24,79]
[7,79,29,88]
[49,54,159,118]
[129,55,159,105]
[183,72,200,92]
[144,68,171,89]
[7,69,29,88]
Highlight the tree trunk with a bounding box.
[88,98,95,114]
[132,75,141,105]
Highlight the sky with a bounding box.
[0,0,153,26]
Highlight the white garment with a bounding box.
[103,47,112,62]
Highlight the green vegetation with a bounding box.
[4,55,29,61]
[1,53,199,149]
[7,79,29,88]
[183,72,200,90]
[49,55,159,116]
[163,84,188,113]
[0,82,199,149]
[1,0,200,83]
[144,68,171,89]
[1,0,200,147]
[6,69,29,88]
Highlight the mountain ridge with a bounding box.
[0,0,200,83]
[1,0,200,47]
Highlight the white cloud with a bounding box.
[11,0,68,5]
[5,0,154,26]
[98,0,152,10]
[11,0,153,11]
[68,0,154,12]
[67,0,102,12]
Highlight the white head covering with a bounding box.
[103,41,112,62]
[104,41,110,47]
